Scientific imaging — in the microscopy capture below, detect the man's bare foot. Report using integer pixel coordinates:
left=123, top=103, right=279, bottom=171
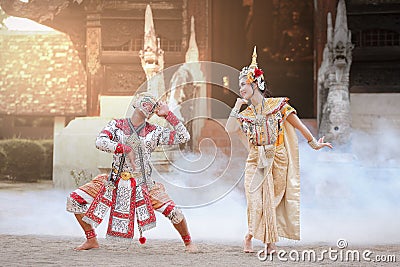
left=185, top=242, right=198, bottom=253
left=266, top=243, right=277, bottom=255
left=74, top=238, right=100, bottom=251
left=243, top=234, right=253, bottom=253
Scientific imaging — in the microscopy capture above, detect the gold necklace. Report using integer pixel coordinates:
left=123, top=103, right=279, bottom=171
left=253, top=98, right=265, bottom=126
left=252, top=98, right=269, bottom=145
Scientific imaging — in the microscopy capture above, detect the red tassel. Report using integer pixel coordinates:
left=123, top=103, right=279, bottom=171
left=139, top=237, right=146, bottom=244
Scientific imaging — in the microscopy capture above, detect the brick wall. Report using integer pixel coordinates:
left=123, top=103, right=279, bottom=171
left=0, top=31, right=87, bottom=116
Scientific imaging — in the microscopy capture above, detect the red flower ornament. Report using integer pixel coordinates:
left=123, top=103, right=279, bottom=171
left=254, top=68, right=263, bottom=78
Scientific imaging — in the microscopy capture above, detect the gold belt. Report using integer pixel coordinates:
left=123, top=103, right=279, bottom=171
left=113, top=169, right=141, bottom=181
left=120, top=171, right=132, bottom=181
left=112, top=168, right=133, bottom=181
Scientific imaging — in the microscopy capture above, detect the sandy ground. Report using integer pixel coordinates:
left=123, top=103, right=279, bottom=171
left=1, top=180, right=399, bottom=266
left=0, top=234, right=399, bottom=266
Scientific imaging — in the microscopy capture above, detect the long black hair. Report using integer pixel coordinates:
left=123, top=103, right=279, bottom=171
left=251, top=80, right=272, bottom=98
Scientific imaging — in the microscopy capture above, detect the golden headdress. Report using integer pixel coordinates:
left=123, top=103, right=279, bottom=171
left=239, top=46, right=265, bottom=91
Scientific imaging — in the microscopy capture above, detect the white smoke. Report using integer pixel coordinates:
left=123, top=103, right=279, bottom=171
left=299, top=125, right=400, bottom=245
left=1, top=127, right=399, bottom=246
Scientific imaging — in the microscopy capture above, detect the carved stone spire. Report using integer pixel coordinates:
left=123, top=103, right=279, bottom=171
left=333, top=0, right=352, bottom=83
left=333, top=0, right=348, bottom=52
left=143, top=4, right=157, bottom=52
left=185, top=16, right=199, bottom=63
left=327, top=12, right=333, bottom=48
left=139, top=4, right=165, bottom=98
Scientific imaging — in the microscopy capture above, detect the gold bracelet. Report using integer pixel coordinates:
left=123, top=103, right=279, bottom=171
left=308, top=137, right=319, bottom=150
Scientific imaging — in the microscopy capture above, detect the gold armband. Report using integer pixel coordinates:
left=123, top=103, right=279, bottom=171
left=308, top=137, right=319, bottom=150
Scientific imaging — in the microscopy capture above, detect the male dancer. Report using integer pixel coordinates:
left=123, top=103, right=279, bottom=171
left=66, top=92, right=197, bottom=252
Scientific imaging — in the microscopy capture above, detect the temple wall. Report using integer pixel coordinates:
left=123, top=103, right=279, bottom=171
left=351, top=93, right=400, bottom=132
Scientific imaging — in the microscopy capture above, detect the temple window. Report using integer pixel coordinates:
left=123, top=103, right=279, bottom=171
left=353, top=29, right=400, bottom=47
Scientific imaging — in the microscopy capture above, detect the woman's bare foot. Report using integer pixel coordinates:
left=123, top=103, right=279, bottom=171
left=185, top=242, right=199, bottom=253
left=74, top=238, right=100, bottom=251
left=243, top=234, right=253, bottom=253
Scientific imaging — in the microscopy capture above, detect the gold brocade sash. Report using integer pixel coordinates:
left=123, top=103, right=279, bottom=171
left=249, top=144, right=276, bottom=193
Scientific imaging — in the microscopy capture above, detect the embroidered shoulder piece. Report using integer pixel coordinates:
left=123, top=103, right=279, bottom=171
left=237, top=97, right=289, bottom=121
left=115, top=119, right=132, bottom=135
left=264, top=97, right=289, bottom=115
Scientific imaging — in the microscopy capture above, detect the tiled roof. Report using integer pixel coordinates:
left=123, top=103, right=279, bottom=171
left=0, top=31, right=87, bottom=116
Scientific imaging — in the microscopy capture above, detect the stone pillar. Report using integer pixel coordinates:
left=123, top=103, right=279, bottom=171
left=85, top=8, right=102, bottom=116
left=53, top=116, right=66, bottom=136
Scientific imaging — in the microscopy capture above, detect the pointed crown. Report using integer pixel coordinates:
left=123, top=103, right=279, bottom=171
left=239, top=46, right=265, bottom=90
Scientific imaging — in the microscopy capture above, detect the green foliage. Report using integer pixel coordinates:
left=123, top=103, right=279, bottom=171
left=0, top=147, right=7, bottom=175
left=36, top=139, right=53, bottom=180
left=0, top=139, right=45, bottom=181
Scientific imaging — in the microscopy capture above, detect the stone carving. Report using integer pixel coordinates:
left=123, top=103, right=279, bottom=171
left=318, top=0, right=354, bottom=145
left=169, top=16, right=198, bottom=120
left=87, top=27, right=101, bottom=75
left=167, top=16, right=206, bottom=149
left=139, top=4, right=165, bottom=98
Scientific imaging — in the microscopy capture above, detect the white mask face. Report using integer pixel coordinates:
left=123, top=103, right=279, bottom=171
left=132, top=93, right=159, bottom=118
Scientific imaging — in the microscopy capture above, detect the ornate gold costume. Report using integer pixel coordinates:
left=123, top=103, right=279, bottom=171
left=238, top=97, right=300, bottom=243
